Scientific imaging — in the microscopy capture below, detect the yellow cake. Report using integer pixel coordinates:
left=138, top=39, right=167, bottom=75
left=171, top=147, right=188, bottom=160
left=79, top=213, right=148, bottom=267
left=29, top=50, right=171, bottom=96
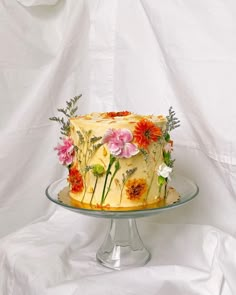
left=51, top=97, right=179, bottom=210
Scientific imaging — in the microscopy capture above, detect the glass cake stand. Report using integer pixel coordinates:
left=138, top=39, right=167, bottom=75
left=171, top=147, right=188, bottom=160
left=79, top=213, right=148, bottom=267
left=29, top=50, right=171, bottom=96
left=46, top=174, right=198, bottom=270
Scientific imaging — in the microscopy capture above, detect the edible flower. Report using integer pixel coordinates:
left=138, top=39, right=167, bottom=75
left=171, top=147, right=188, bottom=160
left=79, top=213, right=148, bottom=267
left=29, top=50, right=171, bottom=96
left=102, top=128, right=139, bottom=158
left=54, top=137, right=74, bottom=166
left=105, top=111, right=131, bottom=118
left=126, top=178, right=147, bottom=200
left=164, top=140, right=173, bottom=153
left=133, top=119, right=162, bottom=149
left=157, top=163, right=172, bottom=179
left=68, top=167, right=84, bottom=193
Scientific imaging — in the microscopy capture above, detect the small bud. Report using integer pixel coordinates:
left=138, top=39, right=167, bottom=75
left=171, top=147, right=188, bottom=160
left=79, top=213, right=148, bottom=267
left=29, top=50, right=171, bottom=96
left=92, top=164, right=105, bottom=177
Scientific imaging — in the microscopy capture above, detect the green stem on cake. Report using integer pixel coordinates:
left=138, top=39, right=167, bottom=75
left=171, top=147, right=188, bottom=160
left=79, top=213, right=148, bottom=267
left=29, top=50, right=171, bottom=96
left=101, top=155, right=116, bottom=205
left=158, top=183, right=163, bottom=199
left=103, top=160, right=120, bottom=204
left=158, top=181, right=167, bottom=199
left=158, top=176, right=166, bottom=198
left=81, top=172, right=88, bottom=203
left=164, top=181, right=168, bottom=199
left=90, top=177, right=98, bottom=205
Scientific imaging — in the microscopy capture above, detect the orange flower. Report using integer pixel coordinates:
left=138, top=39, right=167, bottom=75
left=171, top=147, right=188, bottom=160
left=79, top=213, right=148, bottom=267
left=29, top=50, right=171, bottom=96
left=126, top=178, right=147, bottom=200
left=133, top=119, right=162, bottom=149
left=68, top=167, right=84, bottom=193
left=105, top=111, right=131, bottom=118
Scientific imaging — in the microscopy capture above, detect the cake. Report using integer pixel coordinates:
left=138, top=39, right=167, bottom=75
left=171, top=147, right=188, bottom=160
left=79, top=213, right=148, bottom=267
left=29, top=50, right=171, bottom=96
left=50, top=96, right=180, bottom=210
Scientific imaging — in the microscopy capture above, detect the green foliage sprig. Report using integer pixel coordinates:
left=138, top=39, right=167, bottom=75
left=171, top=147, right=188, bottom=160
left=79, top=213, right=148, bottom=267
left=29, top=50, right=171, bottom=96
left=139, top=148, right=149, bottom=163
left=76, top=130, right=85, bottom=144
left=166, top=106, right=180, bottom=134
left=49, top=95, right=82, bottom=136
left=122, top=168, right=137, bottom=184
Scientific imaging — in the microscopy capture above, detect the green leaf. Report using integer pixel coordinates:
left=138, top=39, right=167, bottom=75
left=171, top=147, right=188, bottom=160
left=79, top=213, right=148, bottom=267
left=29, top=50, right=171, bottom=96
left=158, top=175, right=166, bottom=185
left=163, top=151, right=171, bottom=165
left=115, top=160, right=120, bottom=171
left=165, top=132, right=170, bottom=142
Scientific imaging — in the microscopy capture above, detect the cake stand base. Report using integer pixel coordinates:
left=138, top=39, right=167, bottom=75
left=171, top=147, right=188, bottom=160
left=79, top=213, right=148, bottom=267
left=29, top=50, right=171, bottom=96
left=96, top=218, right=151, bottom=270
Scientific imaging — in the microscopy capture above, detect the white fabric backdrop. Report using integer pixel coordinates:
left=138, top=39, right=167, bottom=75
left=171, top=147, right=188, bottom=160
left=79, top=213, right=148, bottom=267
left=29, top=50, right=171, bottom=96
left=0, top=0, right=236, bottom=294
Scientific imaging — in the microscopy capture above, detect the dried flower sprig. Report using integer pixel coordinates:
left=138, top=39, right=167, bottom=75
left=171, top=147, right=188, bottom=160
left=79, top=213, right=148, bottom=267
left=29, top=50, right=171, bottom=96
left=49, top=95, right=82, bottom=136
left=139, top=148, right=149, bottom=163
left=166, top=106, right=180, bottom=134
left=119, top=167, right=137, bottom=203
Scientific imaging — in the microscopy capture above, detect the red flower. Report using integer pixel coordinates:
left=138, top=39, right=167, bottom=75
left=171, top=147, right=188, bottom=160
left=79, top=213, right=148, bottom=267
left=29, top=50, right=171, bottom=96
left=68, top=167, right=84, bottom=193
left=133, top=119, right=162, bottom=149
left=105, top=111, right=131, bottom=118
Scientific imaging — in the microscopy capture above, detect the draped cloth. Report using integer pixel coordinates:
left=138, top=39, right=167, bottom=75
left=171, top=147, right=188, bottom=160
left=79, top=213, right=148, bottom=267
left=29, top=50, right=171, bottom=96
left=0, top=0, right=236, bottom=294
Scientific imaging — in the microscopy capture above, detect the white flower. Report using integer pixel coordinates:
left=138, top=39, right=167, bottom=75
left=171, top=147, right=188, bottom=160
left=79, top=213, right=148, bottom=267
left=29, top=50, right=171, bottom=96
left=157, top=163, right=172, bottom=179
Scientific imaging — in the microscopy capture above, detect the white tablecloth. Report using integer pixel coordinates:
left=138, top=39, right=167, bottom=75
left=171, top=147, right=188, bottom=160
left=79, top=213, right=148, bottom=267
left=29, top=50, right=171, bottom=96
left=1, top=208, right=236, bottom=295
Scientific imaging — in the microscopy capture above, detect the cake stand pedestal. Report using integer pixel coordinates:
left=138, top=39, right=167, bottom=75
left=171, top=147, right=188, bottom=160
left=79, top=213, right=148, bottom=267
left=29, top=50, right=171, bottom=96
left=96, top=218, right=150, bottom=269
left=46, top=175, right=198, bottom=270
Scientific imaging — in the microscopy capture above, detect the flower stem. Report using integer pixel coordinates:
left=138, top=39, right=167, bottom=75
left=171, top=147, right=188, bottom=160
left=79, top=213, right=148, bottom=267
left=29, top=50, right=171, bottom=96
left=101, top=155, right=116, bottom=205
left=103, top=160, right=120, bottom=204
left=164, top=181, right=168, bottom=199
left=90, top=177, right=98, bottom=205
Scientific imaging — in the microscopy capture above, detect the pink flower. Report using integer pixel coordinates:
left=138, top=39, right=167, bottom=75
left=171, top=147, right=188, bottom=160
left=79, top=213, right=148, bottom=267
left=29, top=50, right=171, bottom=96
left=54, top=137, right=74, bottom=166
left=164, top=141, right=173, bottom=153
left=102, top=128, right=139, bottom=158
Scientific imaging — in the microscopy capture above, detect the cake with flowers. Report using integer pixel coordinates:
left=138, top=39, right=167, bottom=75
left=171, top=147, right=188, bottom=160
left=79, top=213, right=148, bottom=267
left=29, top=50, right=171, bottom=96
left=50, top=95, right=180, bottom=210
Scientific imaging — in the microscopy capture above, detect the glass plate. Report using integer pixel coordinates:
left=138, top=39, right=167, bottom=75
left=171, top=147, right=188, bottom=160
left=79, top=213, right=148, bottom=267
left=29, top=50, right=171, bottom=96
left=46, top=174, right=199, bottom=219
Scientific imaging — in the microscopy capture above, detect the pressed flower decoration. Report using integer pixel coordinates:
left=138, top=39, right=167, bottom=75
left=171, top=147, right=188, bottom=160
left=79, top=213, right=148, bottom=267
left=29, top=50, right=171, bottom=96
left=49, top=95, right=81, bottom=136
left=164, top=140, right=173, bottom=153
left=133, top=118, right=162, bottom=149
left=157, top=163, right=172, bottom=179
left=68, top=167, right=84, bottom=193
left=126, top=178, right=147, bottom=200
left=105, top=111, right=131, bottom=118
left=102, top=128, right=139, bottom=158
left=54, top=137, right=74, bottom=166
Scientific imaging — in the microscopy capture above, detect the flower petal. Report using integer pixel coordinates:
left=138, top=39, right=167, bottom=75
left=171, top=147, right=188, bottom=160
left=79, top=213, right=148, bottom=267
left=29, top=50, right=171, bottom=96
left=118, top=128, right=133, bottom=143
left=102, top=129, right=115, bottom=143
left=116, top=143, right=138, bottom=158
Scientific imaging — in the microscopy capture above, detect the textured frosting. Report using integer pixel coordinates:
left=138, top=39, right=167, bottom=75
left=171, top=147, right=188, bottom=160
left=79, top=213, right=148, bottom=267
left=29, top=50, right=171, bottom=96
left=68, top=112, right=168, bottom=208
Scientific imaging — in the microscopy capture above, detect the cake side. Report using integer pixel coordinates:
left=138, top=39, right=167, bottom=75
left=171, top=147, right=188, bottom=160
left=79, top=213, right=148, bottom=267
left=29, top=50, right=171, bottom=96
left=68, top=112, right=169, bottom=208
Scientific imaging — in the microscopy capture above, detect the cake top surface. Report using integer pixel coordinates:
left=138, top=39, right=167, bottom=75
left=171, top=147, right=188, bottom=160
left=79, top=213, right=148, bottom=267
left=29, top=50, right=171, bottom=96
left=70, top=111, right=167, bottom=125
